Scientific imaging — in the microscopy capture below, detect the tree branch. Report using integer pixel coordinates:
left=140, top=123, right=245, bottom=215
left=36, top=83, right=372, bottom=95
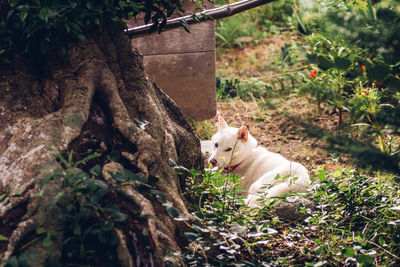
left=125, top=0, right=276, bottom=38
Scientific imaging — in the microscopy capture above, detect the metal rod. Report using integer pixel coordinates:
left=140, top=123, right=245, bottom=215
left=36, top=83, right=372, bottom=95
left=125, top=0, right=276, bottom=38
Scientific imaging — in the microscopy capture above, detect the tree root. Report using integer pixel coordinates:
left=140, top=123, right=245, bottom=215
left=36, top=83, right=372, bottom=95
left=0, top=25, right=201, bottom=265
left=102, top=162, right=160, bottom=257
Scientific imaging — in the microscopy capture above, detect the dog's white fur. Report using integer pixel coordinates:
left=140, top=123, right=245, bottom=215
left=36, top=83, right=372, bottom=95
left=208, top=115, right=311, bottom=205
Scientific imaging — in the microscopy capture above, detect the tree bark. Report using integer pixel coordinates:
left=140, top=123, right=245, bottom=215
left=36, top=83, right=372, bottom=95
left=0, top=23, right=202, bottom=266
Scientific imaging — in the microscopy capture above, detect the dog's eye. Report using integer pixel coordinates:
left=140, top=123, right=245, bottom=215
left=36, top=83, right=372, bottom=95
left=225, top=148, right=232, bottom=152
left=215, top=143, right=218, bottom=148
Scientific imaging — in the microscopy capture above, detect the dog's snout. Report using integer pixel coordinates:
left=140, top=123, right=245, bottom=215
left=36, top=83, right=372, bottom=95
left=209, top=159, right=217, bottom=166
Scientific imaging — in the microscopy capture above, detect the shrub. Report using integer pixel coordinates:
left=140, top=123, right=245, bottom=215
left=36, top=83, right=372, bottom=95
left=0, top=0, right=186, bottom=61
left=215, top=0, right=295, bottom=49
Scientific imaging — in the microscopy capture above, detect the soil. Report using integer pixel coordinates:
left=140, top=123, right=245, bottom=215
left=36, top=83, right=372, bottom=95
left=210, top=35, right=351, bottom=174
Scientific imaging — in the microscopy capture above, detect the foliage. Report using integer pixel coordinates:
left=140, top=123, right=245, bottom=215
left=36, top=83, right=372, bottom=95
left=216, top=74, right=274, bottom=101
left=307, top=167, right=400, bottom=266
left=0, top=0, right=186, bottom=60
left=190, top=119, right=216, bottom=140
left=2, top=253, right=39, bottom=267
left=292, top=0, right=400, bottom=155
left=291, top=0, right=349, bottom=34
left=180, top=168, right=287, bottom=266
left=39, top=151, right=126, bottom=265
left=26, top=151, right=171, bottom=266
left=348, top=83, right=399, bottom=153
left=296, top=34, right=365, bottom=124
left=178, top=165, right=400, bottom=266
left=215, top=11, right=269, bottom=49
left=215, top=0, right=295, bottom=49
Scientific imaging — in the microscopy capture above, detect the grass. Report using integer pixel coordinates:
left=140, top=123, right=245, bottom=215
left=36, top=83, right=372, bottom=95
left=190, top=119, right=215, bottom=140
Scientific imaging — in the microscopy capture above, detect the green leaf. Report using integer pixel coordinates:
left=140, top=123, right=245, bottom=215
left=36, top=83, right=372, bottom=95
left=184, top=231, right=199, bottom=242
left=367, top=63, right=391, bottom=81
left=334, top=56, right=352, bottom=70
left=41, top=173, right=64, bottom=186
left=150, top=189, right=166, bottom=201
left=166, top=205, right=179, bottom=218
left=0, top=234, right=8, bottom=241
left=100, top=221, right=114, bottom=231
left=110, top=171, right=126, bottom=182
left=89, top=179, right=109, bottom=199
left=2, top=256, right=19, bottom=267
left=10, top=0, right=20, bottom=7
left=21, top=10, right=28, bottom=22
left=316, top=55, right=334, bottom=70
left=18, top=252, right=38, bottom=263
left=355, top=254, right=374, bottom=266
left=366, top=0, right=376, bottom=20
left=124, top=169, right=144, bottom=183
left=43, top=233, right=53, bottom=247
left=162, top=202, right=182, bottom=218
left=74, top=153, right=101, bottom=167
left=36, top=227, right=47, bottom=235
left=110, top=211, right=128, bottom=222
left=90, top=164, right=102, bottom=176
left=108, top=151, right=120, bottom=162
left=45, top=192, right=64, bottom=211
left=317, top=170, right=326, bottom=181
left=343, top=247, right=355, bottom=257
left=168, top=159, right=178, bottom=168
left=39, top=8, right=51, bottom=23
left=73, top=224, right=81, bottom=235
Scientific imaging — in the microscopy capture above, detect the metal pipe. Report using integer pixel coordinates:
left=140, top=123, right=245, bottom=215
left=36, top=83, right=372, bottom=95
left=125, top=0, right=276, bottom=38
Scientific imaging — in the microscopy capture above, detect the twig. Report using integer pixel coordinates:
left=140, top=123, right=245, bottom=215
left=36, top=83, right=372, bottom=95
left=366, top=240, right=400, bottom=260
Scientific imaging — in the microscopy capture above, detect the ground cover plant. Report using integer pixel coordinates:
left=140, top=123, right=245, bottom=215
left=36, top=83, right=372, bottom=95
left=178, top=166, right=400, bottom=266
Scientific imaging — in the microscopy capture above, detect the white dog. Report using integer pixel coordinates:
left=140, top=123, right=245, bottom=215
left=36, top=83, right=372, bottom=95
left=208, top=115, right=311, bottom=205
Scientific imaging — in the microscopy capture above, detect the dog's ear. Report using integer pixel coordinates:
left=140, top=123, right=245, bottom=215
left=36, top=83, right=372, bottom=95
left=237, top=126, right=248, bottom=142
left=218, top=115, right=228, bottom=130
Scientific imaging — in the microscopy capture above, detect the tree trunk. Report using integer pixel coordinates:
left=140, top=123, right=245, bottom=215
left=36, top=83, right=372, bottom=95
left=0, top=23, right=202, bottom=266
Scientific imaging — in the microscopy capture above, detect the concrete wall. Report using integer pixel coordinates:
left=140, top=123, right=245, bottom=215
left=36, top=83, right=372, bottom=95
left=127, top=3, right=216, bottom=120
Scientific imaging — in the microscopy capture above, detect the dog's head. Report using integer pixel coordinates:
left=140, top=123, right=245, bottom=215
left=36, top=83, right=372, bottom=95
left=208, top=115, right=257, bottom=169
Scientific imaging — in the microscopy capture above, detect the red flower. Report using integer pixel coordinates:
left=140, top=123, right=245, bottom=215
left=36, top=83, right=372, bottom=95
left=326, top=162, right=332, bottom=167
left=309, top=70, right=318, bottom=79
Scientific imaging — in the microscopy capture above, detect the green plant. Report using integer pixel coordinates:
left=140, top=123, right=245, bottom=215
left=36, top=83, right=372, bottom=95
left=291, top=0, right=349, bottom=34
left=3, top=252, right=38, bottom=267
left=41, top=151, right=126, bottom=265
left=180, top=169, right=287, bottom=266
left=348, top=83, right=397, bottom=152
left=215, top=0, right=295, bottom=49
left=0, top=0, right=186, bottom=61
left=296, top=34, right=368, bottom=125
left=190, top=119, right=216, bottom=140
left=295, top=0, right=400, bottom=159
left=176, top=163, right=400, bottom=266
left=306, top=167, right=400, bottom=266
left=216, top=74, right=273, bottom=101
left=215, top=12, right=269, bottom=49
left=31, top=151, right=187, bottom=265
